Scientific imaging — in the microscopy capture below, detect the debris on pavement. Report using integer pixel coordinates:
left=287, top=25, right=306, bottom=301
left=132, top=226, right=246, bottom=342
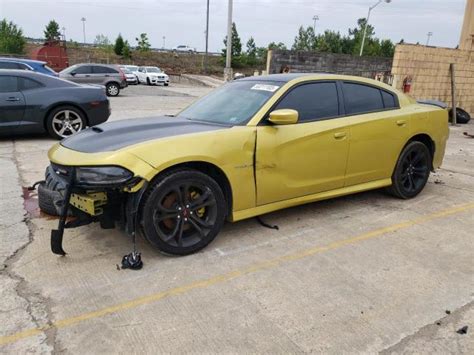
left=456, top=326, right=468, bottom=335
left=463, top=132, right=474, bottom=138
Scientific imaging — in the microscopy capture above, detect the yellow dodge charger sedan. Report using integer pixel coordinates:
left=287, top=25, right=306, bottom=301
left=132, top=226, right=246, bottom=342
left=43, top=73, right=449, bottom=256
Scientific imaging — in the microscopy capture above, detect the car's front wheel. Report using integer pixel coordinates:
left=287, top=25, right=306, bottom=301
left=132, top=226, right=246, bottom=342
left=46, top=106, right=86, bottom=139
left=388, top=141, right=431, bottom=199
left=106, top=82, right=120, bottom=96
left=141, top=169, right=227, bottom=255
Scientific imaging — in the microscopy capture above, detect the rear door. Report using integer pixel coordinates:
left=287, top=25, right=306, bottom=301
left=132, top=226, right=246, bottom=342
left=341, top=81, right=410, bottom=186
left=92, top=65, right=119, bottom=85
left=256, top=81, right=350, bottom=205
left=0, top=75, right=25, bottom=131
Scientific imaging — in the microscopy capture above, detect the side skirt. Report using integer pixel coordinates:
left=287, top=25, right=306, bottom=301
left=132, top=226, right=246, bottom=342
left=230, top=178, right=392, bottom=222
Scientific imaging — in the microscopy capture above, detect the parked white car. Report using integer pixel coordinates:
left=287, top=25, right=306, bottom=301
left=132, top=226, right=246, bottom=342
left=172, top=45, right=196, bottom=53
left=137, top=66, right=170, bottom=86
left=119, top=66, right=138, bottom=85
left=123, top=65, right=139, bottom=81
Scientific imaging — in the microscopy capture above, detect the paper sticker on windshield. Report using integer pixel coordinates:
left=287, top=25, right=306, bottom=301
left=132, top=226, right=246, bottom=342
left=251, top=84, right=279, bottom=92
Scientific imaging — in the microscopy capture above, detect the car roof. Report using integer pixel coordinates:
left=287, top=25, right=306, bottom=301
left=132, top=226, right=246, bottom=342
left=0, top=57, right=46, bottom=65
left=239, top=73, right=324, bottom=83
left=73, top=63, right=117, bottom=67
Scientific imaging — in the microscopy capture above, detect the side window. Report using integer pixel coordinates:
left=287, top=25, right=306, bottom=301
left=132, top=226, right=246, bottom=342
left=93, top=66, right=118, bottom=74
left=0, top=62, right=21, bottom=69
left=17, top=63, right=31, bottom=70
left=343, top=82, right=384, bottom=115
left=74, top=65, right=92, bottom=74
left=0, top=76, right=19, bottom=92
left=19, top=77, right=43, bottom=91
left=138, top=67, right=144, bottom=73
left=274, top=82, right=339, bottom=122
left=381, top=90, right=397, bottom=109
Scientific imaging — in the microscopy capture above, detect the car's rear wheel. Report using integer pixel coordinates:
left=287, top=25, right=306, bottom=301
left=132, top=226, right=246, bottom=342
left=388, top=141, right=431, bottom=199
left=46, top=106, right=86, bottom=139
left=141, top=169, right=226, bottom=255
left=106, top=82, right=120, bottom=96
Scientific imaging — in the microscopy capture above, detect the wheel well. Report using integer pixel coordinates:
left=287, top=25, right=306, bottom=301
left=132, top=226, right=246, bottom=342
left=107, top=81, right=120, bottom=87
left=43, top=103, right=89, bottom=130
left=153, top=162, right=233, bottom=214
left=407, top=134, right=435, bottom=167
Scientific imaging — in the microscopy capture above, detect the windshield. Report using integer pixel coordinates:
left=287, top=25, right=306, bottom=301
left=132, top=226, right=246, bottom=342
left=177, top=81, right=281, bottom=125
left=120, top=67, right=131, bottom=74
left=146, top=67, right=161, bottom=73
left=126, top=65, right=138, bottom=71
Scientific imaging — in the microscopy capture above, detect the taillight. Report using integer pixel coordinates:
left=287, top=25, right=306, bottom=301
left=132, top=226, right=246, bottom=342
left=118, top=68, right=126, bottom=81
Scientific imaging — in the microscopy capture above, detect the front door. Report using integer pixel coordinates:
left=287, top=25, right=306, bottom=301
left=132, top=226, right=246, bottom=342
left=70, top=65, right=93, bottom=84
left=256, top=81, right=350, bottom=205
left=0, top=75, right=25, bottom=131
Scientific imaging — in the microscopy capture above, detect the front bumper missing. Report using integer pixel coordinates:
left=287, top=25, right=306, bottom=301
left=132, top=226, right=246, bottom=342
left=46, top=164, right=148, bottom=255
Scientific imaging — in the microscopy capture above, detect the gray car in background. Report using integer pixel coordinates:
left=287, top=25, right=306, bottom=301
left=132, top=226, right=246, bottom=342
left=59, top=63, right=127, bottom=97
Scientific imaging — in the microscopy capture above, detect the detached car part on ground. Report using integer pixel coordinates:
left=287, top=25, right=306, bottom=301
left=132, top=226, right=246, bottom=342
left=40, top=73, right=449, bottom=256
left=0, top=70, right=110, bottom=139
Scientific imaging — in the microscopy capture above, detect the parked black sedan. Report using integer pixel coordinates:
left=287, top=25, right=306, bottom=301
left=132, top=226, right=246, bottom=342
left=0, top=70, right=110, bottom=139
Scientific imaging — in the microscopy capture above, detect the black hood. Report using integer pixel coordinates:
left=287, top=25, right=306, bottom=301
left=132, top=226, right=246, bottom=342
left=61, top=116, right=228, bottom=153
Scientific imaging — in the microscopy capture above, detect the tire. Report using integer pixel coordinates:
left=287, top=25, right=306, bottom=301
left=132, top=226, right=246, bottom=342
left=45, top=105, right=86, bottom=140
left=449, top=107, right=471, bottom=124
left=140, top=169, right=227, bottom=255
left=146, top=77, right=151, bottom=86
left=106, top=82, right=120, bottom=96
left=164, top=83, right=169, bottom=86
left=387, top=141, right=432, bottom=199
left=38, top=182, right=61, bottom=216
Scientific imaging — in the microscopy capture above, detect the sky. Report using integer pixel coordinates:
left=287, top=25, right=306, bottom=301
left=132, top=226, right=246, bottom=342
left=0, top=0, right=468, bottom=52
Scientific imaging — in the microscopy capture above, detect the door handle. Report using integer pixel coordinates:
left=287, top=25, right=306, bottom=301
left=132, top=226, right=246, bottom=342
left=105, top=74, right=110, bottom=77
left=85, top=74, right=90, bottom=77
left=396, top=120, right=407, bottom=126
left=334, top=132, right=347, bottom=139
left=6, top=97, right=20, bottom=102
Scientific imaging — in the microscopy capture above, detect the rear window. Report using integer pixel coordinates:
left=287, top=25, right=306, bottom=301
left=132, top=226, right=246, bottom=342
left=0, top=76, right=18, bottom=92
left=19, top=77, right=43, bottom=91
left=343, top=82, right=384, bottom=115
left=381, top=90, right=397, bottom=108
left=93, top=66, right=118, bottom=74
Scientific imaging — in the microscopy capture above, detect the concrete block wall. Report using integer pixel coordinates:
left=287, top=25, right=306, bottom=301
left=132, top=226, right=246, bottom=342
left=392, top=44, right=474, bottom=115
left=267, top=49, right=392, bottom=78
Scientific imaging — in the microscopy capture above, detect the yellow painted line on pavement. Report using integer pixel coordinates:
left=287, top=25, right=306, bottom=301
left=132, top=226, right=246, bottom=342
left=1, top=201, right=473, bottom=346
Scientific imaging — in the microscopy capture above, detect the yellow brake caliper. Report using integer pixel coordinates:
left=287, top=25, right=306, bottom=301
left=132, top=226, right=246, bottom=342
left=190, top=191, right=205, bottom=218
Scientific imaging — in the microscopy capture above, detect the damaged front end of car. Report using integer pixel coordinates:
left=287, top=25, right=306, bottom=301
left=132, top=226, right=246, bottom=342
left=44, top=162, right=148, bottom=256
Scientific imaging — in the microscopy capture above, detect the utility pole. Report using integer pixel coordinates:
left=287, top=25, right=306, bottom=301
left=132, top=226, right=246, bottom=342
left=162, top=36, right=166, bottom=49
left=81, top=17, right=86, bottom=45
left=204, top=0, right=210, bottom=73
left=224, top=0, right=233, bottom=81
left=62, top=27, right=66, bottom=42
left=360, top=0, right=391, bottom=56
left=426, top=31, right=433, bottom=46
left=312, top=15, right=319, bottom=33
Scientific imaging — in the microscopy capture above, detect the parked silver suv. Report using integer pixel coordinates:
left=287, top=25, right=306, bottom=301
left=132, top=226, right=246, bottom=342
left=59, top=63, right=127, bottom=96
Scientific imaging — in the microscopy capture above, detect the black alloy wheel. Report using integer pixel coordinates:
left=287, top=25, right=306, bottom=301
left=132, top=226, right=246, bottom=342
left=141, top=169, right=226, bottom=255
left=388, top=141, right=431, bottom=199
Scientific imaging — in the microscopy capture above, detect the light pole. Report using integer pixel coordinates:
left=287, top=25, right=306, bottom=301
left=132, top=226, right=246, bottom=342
left=426, top=32, right=433, bottom=45
left=80, top=17, right=86, bottom=45
left=62, top=27, right=66, bottom=42
left=312, top=15, right=319, bottom=33
left=162, top=36, right=166, bottom=49
left=224, top=0, right=233, bottom=81
left=359, top=0, right=391, bottom=56
left=205, top=0, right=210, bottom=73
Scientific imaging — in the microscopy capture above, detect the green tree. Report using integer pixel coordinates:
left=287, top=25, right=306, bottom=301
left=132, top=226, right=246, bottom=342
left=114, top=33, right=125, bottom=55
left=292, top=26, right=314, bottom=51
left=380, top=39, right=395, bottom=57
left=122, top=40, right=132, bottom=59
left=0, top=19, right=26, bottom=54
left=44, top=20, right=61, bottom=41
left=94, top=34, right=110, bottom=47
left=268, top=41, right=287, bottom=50
left=350, top=18, right=375, bottom=55
left=222, top=22, right=242, bottom=66
left=135, top=33, right=151, bottom=52
left=245, top=37, right=257, bottom=65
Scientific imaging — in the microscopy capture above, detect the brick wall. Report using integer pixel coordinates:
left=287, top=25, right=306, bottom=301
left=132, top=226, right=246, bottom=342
left=267, top=49, right=392, bottom=78
left=392, top=44, right=474, bottom=115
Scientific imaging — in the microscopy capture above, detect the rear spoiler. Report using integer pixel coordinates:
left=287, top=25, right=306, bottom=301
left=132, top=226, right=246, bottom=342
left=416, top=99, right=448, bottom=109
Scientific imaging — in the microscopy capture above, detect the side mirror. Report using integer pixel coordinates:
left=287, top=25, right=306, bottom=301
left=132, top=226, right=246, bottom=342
left=70, top=71, right=76, bottom=76
left=268, top=109, right=298, bottom=125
